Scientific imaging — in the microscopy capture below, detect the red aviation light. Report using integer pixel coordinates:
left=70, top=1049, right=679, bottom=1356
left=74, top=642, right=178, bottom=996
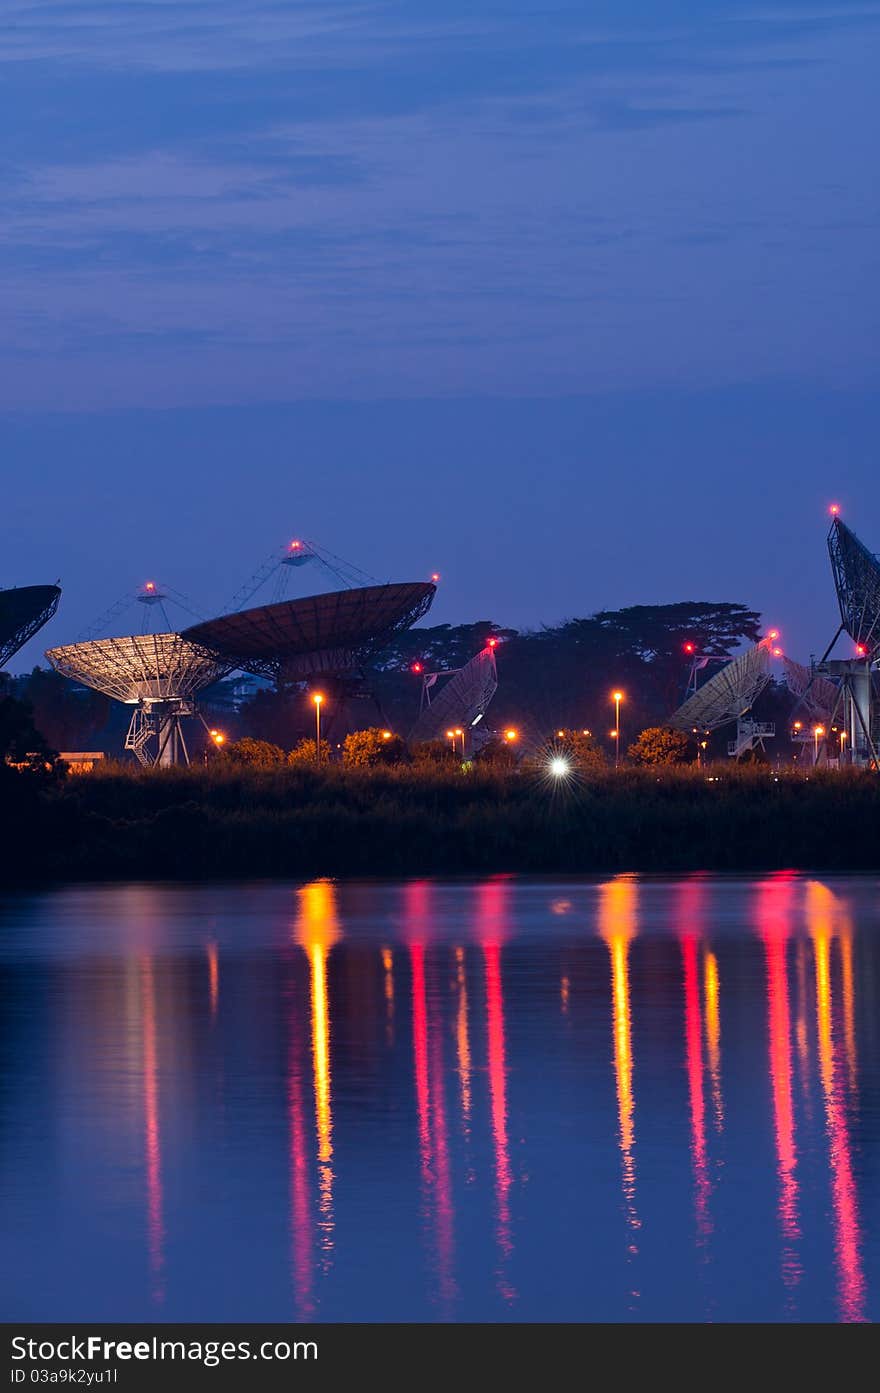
left=289, top=539, right=302, bottom=550
left=487, top=637, right=498, bottom=649
left=767, top=629, right=779, bottom=641
left=430, top=572, right=440, bottom=583
left=145, top=581, right=155, bottom=591
left=772, top=647, right=783, bottom=658
left=856, top=643, right=867, bottom=657
left=829, top=503, right=841, bottom=517
left=411, top=662, right=423, bottom=674
left=683, top=641, right=695, bottom=654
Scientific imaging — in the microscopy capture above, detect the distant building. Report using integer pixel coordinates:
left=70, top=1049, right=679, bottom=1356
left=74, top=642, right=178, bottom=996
left=59, top=751, right=105, bottom=774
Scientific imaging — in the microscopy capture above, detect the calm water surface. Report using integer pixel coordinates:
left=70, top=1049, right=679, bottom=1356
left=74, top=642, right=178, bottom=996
left=1, top=875, right=878, bottom=1322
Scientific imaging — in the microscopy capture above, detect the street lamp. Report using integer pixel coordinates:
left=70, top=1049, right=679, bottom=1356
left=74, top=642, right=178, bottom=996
left=549, top=756, right=571, bottom=779
left=454, top=726, right=465, bottom=759
left=813, top=724, right=825, bottom=765
left=503, top=728, right=518, bottom=743
left=612, top=691, right=624, bottom=768
left=312, top=693, right=324, bottom=762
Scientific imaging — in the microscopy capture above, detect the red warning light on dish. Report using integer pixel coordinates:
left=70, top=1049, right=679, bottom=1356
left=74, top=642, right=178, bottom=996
left=683, top=641, right=695, bottom=654
left=430, top=572, right=440, bottom=583
left=289, top=539, right=302, bottom=550
left=411, top=662, right=423, bottom=674
left=829, top=503, right=841, bottom=516
left=768, top=629, right=779, bottom=640
left=145, top=581, right=155, bottom=591
left=487, top=637, right=498, bottom=649
left=856, top=643, right=867, bottom=657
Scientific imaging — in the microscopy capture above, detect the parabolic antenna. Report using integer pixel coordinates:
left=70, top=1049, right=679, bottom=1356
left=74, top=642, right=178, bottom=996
left=0, top=584, right=61, bottom=670
left=47, top=634, right=231, bottom=766
left=668, top=637, right=774, bottom=732
left=46, top=633, right=229, bottom=703
left=409, top=645, right=499, bottom=744
left=827, top=516, right=880, bottom=661
left=782, top=656, right=838, bottom=724
left=182, top=581, right=436, bottom=681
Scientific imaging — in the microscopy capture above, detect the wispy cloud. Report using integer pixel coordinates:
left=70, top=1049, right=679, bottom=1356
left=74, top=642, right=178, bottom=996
left=1, top=2, right=879, bottom=408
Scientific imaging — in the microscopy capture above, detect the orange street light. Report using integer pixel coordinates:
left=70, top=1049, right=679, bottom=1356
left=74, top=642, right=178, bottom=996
left=312, top=692, right=325, bottom=762
left=382, top=730, right=393, bottom=741
left=454, top=726, right=465, bottom=758
left=209, top=729, right=225, bottom=747
left=611, top=690, right=624, bottom=767
left=503, top=728, right=518, bottom=743
left=813, top=723, right=825, bottom=764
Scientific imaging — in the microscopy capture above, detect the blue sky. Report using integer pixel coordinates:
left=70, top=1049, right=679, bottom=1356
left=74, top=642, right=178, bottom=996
left=2, top=2, right=879, bottom=664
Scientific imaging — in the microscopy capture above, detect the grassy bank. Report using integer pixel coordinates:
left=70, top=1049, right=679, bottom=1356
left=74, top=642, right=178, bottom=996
left=2, top=761, right=880, bottom=884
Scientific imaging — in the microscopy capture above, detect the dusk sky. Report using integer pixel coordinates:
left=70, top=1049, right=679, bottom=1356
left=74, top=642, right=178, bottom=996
left=2, top=2, right=879, bottom=667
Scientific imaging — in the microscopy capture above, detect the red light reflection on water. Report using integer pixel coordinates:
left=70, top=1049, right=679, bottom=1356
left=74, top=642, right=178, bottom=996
left=406, top=883, right=456, bottom=1310
left=286, top=1009, right=313, bottom=1316
left=140, top=957, right=164, bottom=1305
left=677, top=881, right=711, bottom=1244
left=755, top=875, right=801, bottom=1299
left=477, top=879, right=516, bottom=1303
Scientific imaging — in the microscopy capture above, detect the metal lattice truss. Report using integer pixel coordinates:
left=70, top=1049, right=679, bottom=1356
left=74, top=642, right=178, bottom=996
left=782, top=656, right=838, bottom=723
left=46, top=633, right=230, bottom=704
left=828, top=517, right=880, bottom=661
left=668, top=638, right=773, bottom=732
left=409, top=646, right=498, bottom=744
left=0, top=584, right=61, bottom=669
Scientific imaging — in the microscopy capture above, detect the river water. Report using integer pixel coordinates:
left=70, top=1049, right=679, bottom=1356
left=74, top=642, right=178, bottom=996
left=0, top=875, right=877, bottom=1322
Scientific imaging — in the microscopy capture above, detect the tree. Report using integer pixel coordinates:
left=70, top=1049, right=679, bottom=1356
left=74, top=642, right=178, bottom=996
left=628, top=726, right=692, bottom=766
left=474, top=736, right=518, bottom=769
left=225, top=737, right=285, bottom=768
left=0, top=694, right=63, bottom=778
left=287, top=737, right=332, bottom=766
left=342, top=728, right=408, bottom=767
left=556, top=729, right=607, bottom=770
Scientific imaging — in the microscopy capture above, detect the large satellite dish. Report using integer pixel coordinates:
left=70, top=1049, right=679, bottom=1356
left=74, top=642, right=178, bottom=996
left=0, top=584, right=61, bottom=670
left=182, top=581, right=436, bottom=682
left=827, top=516, right=880, bottom=661
left=668, top=637, right=774, bottom=732
left=409, top=645, right=499, bottom=744
left=46, top=633, right=231, bottom=766
left=46, top=633, right=229, bottom=704
left=782, top=655, right=838, bottom=724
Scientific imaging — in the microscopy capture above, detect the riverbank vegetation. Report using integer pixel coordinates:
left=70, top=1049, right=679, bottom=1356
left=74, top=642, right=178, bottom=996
left=3, top=758, right=880, bottom=884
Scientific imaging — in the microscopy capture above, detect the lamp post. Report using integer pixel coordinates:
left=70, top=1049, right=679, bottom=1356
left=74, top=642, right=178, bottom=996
left=612, top=691, right=624, bottom=768
left=312, top=693, right=324, bottom=763
left=813, top=724, right=825, bottom=766
left=454, top=727, right=465, bottom=759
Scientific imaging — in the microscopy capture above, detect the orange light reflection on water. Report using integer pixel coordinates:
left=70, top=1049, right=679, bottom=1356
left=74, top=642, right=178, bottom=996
left=806, top=882, right=865, bottom=1323
left=295, top=880, right=339, bottom=1266
left=454, top=947, right=472, bottom=1132
left=598, top=877, right=639, bottom=1255
left=703, top=951, right=723, bottom=1133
